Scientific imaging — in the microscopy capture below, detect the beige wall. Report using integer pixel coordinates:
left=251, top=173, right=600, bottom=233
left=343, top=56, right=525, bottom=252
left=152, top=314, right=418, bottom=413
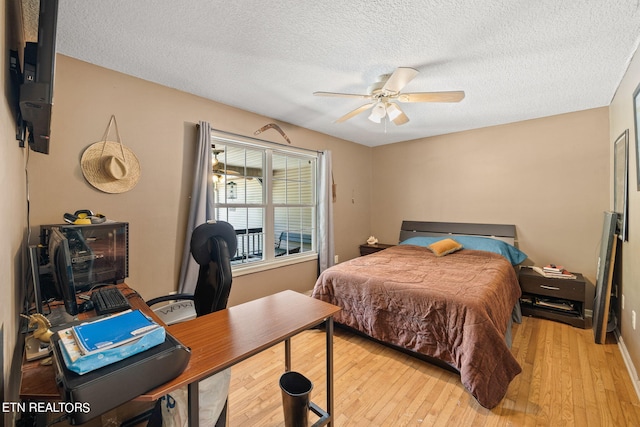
left=27, top=55, right=373, bottom=305
left=1, top=0, right=29, bottom=424
left=371, top=108, right=610, bottom=285
left=609, top=44, right=640, bottom=386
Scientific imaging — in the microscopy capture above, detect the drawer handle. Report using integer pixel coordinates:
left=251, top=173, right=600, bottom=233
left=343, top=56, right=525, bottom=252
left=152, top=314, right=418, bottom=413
left=540, top=285, right=560, bottom=291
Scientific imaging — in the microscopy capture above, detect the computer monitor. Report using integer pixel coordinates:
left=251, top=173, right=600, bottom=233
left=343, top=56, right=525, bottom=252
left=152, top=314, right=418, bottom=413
left=27, top=246, right=44, bottom=314
left=40, top=222, right=129, bottom=291
left=48, top=227, right=78, bottom=316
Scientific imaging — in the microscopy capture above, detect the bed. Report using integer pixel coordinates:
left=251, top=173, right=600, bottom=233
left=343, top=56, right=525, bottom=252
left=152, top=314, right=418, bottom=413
left=311, top=221, right=526, bottom=409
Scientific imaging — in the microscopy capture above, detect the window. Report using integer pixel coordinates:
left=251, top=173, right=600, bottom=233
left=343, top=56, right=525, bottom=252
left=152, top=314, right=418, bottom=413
left=211, top=134, right=318, bottom=270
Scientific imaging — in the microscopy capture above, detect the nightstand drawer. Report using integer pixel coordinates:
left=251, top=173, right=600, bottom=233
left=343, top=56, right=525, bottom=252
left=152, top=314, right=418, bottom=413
left=359, top=243, right=395, bottom=256
left=519, top=269, right=585, bottom=301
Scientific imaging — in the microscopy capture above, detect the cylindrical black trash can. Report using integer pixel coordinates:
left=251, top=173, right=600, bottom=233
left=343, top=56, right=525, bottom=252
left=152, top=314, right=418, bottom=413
left=279, top=371, right=313, bottom=427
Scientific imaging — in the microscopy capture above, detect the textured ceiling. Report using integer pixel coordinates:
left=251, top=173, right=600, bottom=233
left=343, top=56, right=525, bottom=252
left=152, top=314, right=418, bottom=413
left=53, top=1, right=640, bottom=147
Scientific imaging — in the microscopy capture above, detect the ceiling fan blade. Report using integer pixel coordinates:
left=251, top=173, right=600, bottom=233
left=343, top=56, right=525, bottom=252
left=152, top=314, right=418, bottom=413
left=397, top=91, right=466, bottom=103
left=313, top=91, right=371, bottom=99
left=335, top=103, right=375, bottom=123
left=381, top=67, right=419, bottom=94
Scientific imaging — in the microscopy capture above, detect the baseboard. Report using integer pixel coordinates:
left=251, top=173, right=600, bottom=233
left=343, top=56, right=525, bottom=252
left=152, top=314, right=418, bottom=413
left=615, top=329, right=640, bottom=400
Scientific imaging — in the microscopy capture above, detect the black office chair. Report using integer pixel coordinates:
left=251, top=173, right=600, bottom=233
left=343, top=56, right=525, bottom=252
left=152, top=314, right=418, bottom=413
left=146, top=220, right=237, bottom=316
left=142, top=221, right=237, bottom=427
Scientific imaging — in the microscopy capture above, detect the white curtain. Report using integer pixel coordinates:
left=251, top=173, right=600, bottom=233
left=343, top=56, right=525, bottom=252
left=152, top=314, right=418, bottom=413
left=318, top=150, right=335, bottom=273
left=178, top=121, right=214, bottom=294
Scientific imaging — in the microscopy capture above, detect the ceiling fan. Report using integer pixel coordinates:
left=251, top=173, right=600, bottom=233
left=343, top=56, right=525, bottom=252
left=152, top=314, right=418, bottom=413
left=313, top=67, right=465, bottom=126
left=211, top=148, right=241, bottom=181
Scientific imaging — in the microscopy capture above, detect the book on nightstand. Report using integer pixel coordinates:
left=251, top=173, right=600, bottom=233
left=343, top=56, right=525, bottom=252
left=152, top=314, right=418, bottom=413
left=543, top=264, right=564, bottom=273
left=532, top=266, right=577, bottom=280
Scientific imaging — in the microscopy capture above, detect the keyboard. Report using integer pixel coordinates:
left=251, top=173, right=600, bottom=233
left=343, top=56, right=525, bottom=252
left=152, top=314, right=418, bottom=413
left=91, top=287, right=131, bottom=315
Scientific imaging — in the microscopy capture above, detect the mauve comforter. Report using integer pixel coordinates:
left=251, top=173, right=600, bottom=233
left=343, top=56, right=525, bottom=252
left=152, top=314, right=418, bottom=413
left=311, top=244, right=522, bottom=408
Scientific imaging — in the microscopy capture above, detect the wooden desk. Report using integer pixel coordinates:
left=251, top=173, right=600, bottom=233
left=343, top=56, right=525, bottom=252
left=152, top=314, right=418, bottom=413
left=145, top=290, right=340, bottom=427
left=20, top=287, right=341, bottom=427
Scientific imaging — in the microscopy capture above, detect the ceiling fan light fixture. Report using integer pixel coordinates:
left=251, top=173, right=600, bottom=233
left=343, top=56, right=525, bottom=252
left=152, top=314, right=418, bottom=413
left=368, top=102, right=387, bottom=123
left=386, top=103, right=402, bottom=121
left=212, top=148, right=224, bottom=167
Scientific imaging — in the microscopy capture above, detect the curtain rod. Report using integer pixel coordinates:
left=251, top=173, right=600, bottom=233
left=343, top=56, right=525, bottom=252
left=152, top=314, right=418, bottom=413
left=208, top=126, right=324, bottom=155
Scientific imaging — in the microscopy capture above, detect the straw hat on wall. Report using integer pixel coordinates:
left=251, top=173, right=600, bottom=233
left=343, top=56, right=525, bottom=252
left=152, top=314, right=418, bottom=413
left=81, top=116, right=141, bottom=194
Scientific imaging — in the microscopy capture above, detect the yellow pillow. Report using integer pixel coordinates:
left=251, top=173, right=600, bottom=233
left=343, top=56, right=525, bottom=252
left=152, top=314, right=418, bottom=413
left=428, top=238, right=463, bottom=257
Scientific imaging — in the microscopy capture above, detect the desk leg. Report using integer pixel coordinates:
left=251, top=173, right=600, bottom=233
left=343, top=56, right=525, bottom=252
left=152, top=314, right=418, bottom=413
left=188, top=381, right=199, bottom=427
left=326, top=316, right=334, bottom=427
left=285, top=337, right=292, bottom=371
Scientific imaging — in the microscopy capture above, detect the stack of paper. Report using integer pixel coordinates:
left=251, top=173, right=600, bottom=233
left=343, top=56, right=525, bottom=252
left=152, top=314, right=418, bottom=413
left=57, top=310, right=165, bottom=374
left=532, top=266, right=577, bottom=280
left=543, top=264, right=564, bottom=274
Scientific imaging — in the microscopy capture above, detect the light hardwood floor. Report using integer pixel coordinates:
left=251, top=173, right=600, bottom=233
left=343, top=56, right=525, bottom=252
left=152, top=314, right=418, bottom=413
left=227, top=316, right=640, bottom=426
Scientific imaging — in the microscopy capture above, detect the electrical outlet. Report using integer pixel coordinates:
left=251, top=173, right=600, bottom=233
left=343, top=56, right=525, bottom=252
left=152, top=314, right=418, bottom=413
left=334, top=255, right=339, bottom=264
left=633, top=310, right=637, bottom=330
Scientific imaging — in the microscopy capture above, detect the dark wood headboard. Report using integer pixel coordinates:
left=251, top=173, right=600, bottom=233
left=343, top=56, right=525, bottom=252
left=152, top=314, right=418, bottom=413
left=399, top=221, right=517, bottom=245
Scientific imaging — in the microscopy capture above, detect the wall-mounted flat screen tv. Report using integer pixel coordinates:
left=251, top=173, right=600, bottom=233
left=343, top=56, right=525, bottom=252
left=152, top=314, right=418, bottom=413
left=19, top=0, right=59, bottom=154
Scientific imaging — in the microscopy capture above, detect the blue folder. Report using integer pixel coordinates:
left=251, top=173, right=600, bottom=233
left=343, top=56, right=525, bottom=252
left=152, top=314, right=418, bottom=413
left=57, top=309, right=166, bottom=374
left=73, top=309, right=159, bottom=354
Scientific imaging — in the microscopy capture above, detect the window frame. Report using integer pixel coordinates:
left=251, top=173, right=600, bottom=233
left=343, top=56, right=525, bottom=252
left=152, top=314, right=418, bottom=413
left=211, top=132, right=319, bottom=276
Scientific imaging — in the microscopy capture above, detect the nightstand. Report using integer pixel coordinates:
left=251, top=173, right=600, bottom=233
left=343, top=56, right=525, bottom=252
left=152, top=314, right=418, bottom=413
left=518, top=267, right=590, bottom=329
left=359, top=243, right=395, bottom=256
